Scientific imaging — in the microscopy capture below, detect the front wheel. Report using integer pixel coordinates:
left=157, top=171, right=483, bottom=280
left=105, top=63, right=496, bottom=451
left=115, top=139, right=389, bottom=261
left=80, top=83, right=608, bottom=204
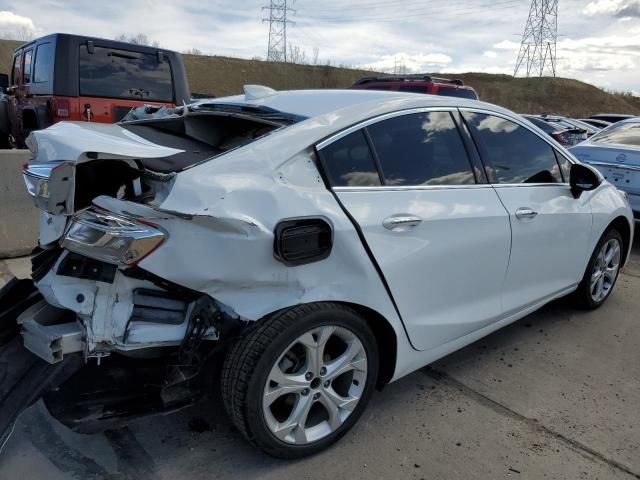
left=574, top=228, right=623, bottom=309
left=221, top=303, right=379, bottom=458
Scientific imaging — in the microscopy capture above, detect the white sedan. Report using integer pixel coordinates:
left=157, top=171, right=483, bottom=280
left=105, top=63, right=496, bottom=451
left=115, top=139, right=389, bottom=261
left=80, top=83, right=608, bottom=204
left=20, top=87, right=633, bottom=457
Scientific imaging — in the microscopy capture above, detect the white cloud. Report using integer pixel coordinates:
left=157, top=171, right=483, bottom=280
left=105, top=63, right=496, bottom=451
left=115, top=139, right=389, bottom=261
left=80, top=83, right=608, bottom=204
left=0, top=11, right=37, bottom=38
left=358, top=52, right=453, bottom=73
left=483, top=50, right=497, bottom=58
left=493, top=40, right=520, bottom=50
left=584, top=0, right=640, bottom=17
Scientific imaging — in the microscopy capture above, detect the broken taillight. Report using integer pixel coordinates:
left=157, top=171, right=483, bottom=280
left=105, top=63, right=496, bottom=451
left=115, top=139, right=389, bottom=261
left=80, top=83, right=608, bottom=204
left=62, top=208, right=166, bottom=266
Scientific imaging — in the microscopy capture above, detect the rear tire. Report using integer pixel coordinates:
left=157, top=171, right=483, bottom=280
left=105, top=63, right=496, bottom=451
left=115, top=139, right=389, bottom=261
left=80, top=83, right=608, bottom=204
left=221, top=302, right=379, bottom=458
left=573, top=228, right=623, bottom=309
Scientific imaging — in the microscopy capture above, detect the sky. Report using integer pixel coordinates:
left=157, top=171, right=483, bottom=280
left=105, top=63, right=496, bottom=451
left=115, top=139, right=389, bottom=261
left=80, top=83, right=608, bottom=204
left=0, top=0, right=638, bottom=94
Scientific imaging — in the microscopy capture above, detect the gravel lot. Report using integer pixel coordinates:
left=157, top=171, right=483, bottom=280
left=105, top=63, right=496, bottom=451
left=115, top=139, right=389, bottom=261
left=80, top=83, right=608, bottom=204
left=1, top=235, right=638, bottom=479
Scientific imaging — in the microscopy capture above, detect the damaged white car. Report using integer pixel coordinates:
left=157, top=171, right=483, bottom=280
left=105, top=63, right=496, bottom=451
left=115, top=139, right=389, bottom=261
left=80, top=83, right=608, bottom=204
left=7, top=86, right=634, bottom=457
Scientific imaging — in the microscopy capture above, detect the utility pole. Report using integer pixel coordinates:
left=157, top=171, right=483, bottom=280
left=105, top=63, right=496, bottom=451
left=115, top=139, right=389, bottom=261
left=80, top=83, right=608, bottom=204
left=514, top=0, right=558, bottom=77
left=262, top=0, right=294, bottom=62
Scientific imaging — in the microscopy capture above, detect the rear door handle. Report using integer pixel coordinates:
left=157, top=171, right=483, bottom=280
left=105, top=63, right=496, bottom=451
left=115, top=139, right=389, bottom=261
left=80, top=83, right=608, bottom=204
left=382, top=215, right=423, bottom=231
left=515, top=207, right=538, bottom=220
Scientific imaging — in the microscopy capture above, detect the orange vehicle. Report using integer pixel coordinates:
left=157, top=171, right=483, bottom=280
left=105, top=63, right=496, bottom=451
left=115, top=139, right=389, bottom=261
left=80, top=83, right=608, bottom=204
left=1, top=33, right=190, bottom=148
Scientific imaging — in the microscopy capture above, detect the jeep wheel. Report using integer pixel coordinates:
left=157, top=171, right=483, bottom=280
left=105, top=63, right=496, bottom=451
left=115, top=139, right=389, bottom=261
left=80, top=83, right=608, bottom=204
left=221, top=303, right=378, bottom=458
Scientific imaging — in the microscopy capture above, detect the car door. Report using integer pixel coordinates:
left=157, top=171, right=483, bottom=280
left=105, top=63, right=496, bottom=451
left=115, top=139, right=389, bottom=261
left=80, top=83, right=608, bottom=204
left=461, top=110, right=592, bottom=314
left=316, top=109, right=511, bottom=351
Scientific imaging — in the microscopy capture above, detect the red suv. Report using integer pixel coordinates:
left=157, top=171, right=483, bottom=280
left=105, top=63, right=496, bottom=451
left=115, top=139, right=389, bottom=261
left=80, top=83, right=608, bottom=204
left=0, top=33, right=190, bottom=148
left=350, top=75, right=479, bottom=100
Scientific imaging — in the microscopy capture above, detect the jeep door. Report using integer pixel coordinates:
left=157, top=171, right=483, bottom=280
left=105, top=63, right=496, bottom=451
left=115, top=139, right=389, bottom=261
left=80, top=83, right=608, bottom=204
left=317, top=109, right=511, bottom=351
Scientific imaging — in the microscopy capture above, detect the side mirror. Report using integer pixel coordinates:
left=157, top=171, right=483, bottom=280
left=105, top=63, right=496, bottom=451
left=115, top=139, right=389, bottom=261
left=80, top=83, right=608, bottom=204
left=0, top=73, right=8, bottom=92
left=570, top=162, right=602, bottom=198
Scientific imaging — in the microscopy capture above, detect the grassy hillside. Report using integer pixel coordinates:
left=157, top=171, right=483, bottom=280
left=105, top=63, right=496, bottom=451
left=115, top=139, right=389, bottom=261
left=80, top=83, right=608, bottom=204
left=1, top=39, right=638, bottom=117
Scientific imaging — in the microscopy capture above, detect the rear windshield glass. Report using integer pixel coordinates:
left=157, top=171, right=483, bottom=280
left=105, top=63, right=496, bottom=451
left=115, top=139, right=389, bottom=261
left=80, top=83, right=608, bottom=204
left=79, top=45, right=173, bottom=102
left=590, top=122, right=640, bottom=147
left=364, top=85, right=393, bottom=91
left=437, top=87, right=478, bottom=100
left=398, top=85, right=427, bottom=93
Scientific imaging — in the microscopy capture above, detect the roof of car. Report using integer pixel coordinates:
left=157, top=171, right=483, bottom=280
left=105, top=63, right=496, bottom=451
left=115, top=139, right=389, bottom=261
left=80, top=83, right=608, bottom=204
left=197, top=88, right=492, bottom=119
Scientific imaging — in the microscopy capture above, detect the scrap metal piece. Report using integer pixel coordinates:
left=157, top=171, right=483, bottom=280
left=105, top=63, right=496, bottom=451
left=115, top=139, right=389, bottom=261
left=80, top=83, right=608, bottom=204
left=18, top=300, right=84, bottom=364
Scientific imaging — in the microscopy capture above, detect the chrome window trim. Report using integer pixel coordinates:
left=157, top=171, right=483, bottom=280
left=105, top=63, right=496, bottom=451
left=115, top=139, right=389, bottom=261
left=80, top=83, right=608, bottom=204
left=333, top=184, right=490, bottom=192
left=316, top=106, right=458, bottom=151
left=316, top=105, right=575, bottom=192
left=333, top=182, right=570, bottom=192
left=458, top=107, right=577, bottom=166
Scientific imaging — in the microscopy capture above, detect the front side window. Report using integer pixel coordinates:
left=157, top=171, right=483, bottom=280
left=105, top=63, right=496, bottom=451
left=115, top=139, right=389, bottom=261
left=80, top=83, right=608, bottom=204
left=23, top=49, right=33, bottom=83
left=33, top=43, right=54, bottom=83
left=463, top=112, right=563, bottom=184
left=367, top=111, right=475, bottom=186
left=320, top=130, right=381, bottom=187
left=79, top=45, right=173, bottom=102
left=590, top=122, right=640, bottom=147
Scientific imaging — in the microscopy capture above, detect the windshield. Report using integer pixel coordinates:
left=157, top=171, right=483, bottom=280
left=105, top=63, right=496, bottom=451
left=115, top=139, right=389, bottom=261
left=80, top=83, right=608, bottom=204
left=79, top=45, right=173, bottom=102
left=590, top=121, right=640, bottom=147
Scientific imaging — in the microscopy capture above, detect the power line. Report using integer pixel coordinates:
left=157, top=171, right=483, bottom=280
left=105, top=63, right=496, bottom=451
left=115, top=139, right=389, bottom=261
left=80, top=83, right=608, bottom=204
left=296, top=0, right=526, bottom=24
left=514, top=0, right=558, bottom=77
left=262, top=0, right=295, bottom=62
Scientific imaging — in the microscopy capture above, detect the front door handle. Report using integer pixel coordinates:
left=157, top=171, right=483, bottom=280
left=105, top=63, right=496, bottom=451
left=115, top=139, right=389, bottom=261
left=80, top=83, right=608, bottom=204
left=382, top=215, right=423, bottom=231
left=515, top=207, right=538, bottom=220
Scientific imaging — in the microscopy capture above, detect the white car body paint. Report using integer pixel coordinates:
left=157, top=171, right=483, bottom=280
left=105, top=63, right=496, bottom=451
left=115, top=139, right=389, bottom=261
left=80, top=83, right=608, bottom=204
left=25, top=90, right=634, bottom=382
left=27, top=121, right=184, bottom=163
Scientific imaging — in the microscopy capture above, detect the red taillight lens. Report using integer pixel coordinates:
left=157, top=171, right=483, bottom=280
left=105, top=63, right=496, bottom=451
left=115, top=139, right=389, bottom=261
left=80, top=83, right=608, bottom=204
left=552, top=132, right=569, bottom=145
left=54, top=98, right=70, bottom=118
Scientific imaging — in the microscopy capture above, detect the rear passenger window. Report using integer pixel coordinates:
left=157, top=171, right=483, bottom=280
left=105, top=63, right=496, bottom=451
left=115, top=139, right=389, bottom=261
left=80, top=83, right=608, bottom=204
left=367, top=112, right=475, bottom=186
left=33, top=43, right=54, bottom=83
left=23, top=50, right=33, bottom=83
left=11, top=52, right=21, bottom=85
left=320, top=130, right=381, bottom=187
left=463, top=112, right=563, bottom=184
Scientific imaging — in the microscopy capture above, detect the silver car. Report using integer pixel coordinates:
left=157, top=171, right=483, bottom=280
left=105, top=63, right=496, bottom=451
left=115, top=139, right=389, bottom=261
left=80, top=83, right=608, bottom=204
left=571, top=118, right=640, bottom=219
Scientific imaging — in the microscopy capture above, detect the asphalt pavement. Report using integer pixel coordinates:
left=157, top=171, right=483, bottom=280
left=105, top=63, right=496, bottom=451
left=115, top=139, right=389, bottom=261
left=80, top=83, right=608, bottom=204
left=0, top=235, right=639, bottom=479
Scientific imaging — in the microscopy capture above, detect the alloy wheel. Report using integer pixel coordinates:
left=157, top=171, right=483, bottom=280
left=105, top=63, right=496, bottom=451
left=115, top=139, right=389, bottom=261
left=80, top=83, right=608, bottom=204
left=590, top=238, right=621, bottom=303
left=262, top=325, right=368, bottom=445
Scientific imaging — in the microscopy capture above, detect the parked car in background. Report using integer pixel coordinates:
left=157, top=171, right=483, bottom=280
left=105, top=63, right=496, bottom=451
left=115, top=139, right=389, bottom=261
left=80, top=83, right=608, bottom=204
left=533, top=114, right=593, bottom=139
left=522, top=114, right=587, bottom=146
left=590, top=114, right=637, bottom=124
left=580, top=118, right=612, bottom=129
left=10, top=87, right=632, bottom=458
left=563, top=118, right=602, bottom=136
left=0, top=33, right=190, bottom=148
left=350, top=74, right=479, bottom=100
left=571, top=117, right=640, bottom=219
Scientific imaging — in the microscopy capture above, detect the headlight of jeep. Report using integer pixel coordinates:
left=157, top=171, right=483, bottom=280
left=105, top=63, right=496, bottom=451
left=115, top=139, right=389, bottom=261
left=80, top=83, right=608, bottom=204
left=62, top=208, right=166, bottom=266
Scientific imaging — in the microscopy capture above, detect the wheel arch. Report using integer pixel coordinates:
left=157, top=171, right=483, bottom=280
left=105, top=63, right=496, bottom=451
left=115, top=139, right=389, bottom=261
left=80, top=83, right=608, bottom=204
left=334, top=301, right=398, bottom=388
left=608, top=215, right=633, bottom=267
